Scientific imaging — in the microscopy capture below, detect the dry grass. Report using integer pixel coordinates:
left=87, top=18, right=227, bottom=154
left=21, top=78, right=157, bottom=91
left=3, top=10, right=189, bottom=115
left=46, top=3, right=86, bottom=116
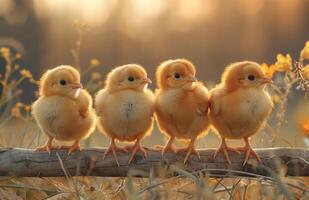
left=0, top=22, right=308, bottom=199
left=0, top=175, right=307, bottom=199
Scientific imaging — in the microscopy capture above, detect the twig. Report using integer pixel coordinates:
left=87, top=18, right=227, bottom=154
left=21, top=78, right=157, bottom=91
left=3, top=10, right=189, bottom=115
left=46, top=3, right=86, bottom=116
left=0, top=148, right=307, bottom=178
left=56, top=153, right=81, bottom=200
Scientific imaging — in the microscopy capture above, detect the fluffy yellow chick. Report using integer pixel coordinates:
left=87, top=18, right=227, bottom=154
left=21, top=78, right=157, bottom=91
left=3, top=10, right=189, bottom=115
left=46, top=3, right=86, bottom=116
left=209, top=61, right=273, bottom=165
left=155, top=59, right=209, bottom=163
left=32, top=65, right=96, bottom=154
left=95, top=64, right=154, bottom=165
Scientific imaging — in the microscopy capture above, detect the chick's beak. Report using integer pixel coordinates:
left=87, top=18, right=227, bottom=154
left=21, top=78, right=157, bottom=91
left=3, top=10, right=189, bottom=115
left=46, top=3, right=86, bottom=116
left=186, top=76, right=197, bottom=82
left=71, top=83, right=83, bottom=89
left=259, top=77, right=273, bottom=84
left=140, top=78, right=152, bottom=84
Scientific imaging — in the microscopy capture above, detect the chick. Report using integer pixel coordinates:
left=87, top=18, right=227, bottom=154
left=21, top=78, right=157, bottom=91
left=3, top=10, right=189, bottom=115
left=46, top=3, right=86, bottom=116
left=32, top=65, right=96, bottom=154
left=95, top=64, right=154, bottom=165
left=209, top=61, right=273, bottom=165
left=155, top=59, right=209, bottom=163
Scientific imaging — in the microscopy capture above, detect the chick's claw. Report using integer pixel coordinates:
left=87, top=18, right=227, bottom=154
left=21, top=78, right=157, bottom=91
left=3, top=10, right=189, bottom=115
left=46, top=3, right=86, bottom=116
left=161, top=137, right=176, bottom=156
left=214, top=146, right=231, bottom=165
left=161, top=144, right=177, bottom=156
left=35, top=145, right=53, bottom=153
left=178, top=146, right=200, bottom=164
left=57, top=142, right=81, bottom=155
left=177, top=139, right=200, bottom=164
left=57, top=145, right=72, bottom=150
left=68, top=142, right=81, bottom=155
left=103, top=141, right=127, bottom=166
left=127, top=141, right=147, bottom=164
left=214, top=140, right=240, bottom=165
left=35, top=138, right=54, bottom=154
left=236, top=146, right=261, bottom=166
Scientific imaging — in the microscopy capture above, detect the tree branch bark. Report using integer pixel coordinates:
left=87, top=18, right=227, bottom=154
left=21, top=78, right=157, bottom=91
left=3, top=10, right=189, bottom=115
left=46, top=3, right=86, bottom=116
left=0, top=147, right=307, bottom=177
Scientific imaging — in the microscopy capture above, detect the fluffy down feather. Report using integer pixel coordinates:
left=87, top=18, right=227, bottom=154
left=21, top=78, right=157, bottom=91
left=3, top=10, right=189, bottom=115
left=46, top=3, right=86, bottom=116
left=155, top=59, right=210, bottom=163
left=209, top=61, right=273, bottom=165
left=32, top=65, right=96, bottom=154
left=95, top=64, right=154, bottom=165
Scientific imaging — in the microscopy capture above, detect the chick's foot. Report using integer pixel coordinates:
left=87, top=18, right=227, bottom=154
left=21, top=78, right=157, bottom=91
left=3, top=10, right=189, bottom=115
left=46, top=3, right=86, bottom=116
left=67, top=142, right=81, bottom=155
left=177, top=141, right=200, bottom=164
left=126, top=141, right=147, bottom=164
left=103, top=139, right=127, bottom=166
left=35, top=138, right=54, bottom=153
left=58, top=141, right=81, bottom=155
left=236, top=139, right=261, bottom=166
left=161, top=137, right=176, bottom=156
left=214, top=139, right=240, bottom=165
left=35, top=145, right=54, bottom=153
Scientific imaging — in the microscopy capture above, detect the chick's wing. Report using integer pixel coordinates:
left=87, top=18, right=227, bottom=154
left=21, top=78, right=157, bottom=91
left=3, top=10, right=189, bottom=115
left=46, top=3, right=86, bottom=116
left=193, top=83, right=209, bottom=115
left=209, top=86, right=225, bottom=116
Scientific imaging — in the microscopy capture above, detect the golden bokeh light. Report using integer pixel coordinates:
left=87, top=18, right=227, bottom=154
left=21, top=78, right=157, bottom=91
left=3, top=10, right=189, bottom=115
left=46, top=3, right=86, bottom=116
left=0, top=0, right=15, bottom=16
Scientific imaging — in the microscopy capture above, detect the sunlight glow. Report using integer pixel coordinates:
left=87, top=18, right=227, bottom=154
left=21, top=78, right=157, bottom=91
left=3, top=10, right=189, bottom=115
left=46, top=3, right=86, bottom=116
left=237, top=0, right=265, bottom=16
left=129, top=0, right=166, bottom=21
left=80, top=0, right=115, bottom=26
left=33, top=0, right=65, bottom=20
left=0, top=0, right=15, bottom=16
left=33, top=0, right=114, bottom=25
left=176, top=0, right=213, bottom=22
left=120, top=0, right=166, bottom=29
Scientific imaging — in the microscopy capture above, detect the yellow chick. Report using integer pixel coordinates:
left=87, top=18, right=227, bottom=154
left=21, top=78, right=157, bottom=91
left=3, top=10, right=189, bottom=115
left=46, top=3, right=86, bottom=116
left=155, top=59, right=209, bottom=163
left=95, top=64, right=154, bottom=165
left=209, top=61, right=273, bottom=165
left=32, top=65, right=96, bottom=154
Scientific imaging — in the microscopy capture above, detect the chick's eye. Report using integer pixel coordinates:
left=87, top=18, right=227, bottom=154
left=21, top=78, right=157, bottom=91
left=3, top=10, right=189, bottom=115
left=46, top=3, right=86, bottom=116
left=59, top=80, right=66, bottom=85
left=174, top=73, right=181, bottom=79
left=248, top=75, right=255, bottom=81
left=128, top=76, right=134, bottom=82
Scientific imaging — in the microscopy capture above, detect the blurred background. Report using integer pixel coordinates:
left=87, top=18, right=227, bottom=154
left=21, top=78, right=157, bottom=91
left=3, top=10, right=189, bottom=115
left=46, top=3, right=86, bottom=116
left=0, top=0, right=308, bottom=150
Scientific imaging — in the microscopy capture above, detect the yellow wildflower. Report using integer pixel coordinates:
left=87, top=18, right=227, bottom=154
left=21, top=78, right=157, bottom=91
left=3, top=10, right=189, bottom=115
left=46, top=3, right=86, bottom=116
left=300, top=41, right=309, bottom=61
left=0, top=47, right=10, bottom=55
left=24, top=105, right=31, bottom=112
left=274, top=54, right=292, bottom=72
left=20, top=69, right=33, bottom=79
left=15, top=53, right=21, bottom=59
left=299, top=120, right=309, bottom=137
left=91, top=72, right=102, bottom=80
left=272, top=95, right=281, bottom=104
left=11, top=106, right=21, bottom=118
left=261, top=63, right=276, bottom=78
left=0, top=47, right=10, bottom=59
left=90, top=59, right=100, bottom=67
left=303, top=65, right=309, bottom=80
left=15, top=102, right=24, bottom=107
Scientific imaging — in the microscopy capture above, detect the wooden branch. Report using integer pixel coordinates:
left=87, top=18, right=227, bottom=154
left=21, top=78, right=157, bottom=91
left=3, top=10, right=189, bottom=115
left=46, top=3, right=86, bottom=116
left=0, top=147, right=308, bottom=178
